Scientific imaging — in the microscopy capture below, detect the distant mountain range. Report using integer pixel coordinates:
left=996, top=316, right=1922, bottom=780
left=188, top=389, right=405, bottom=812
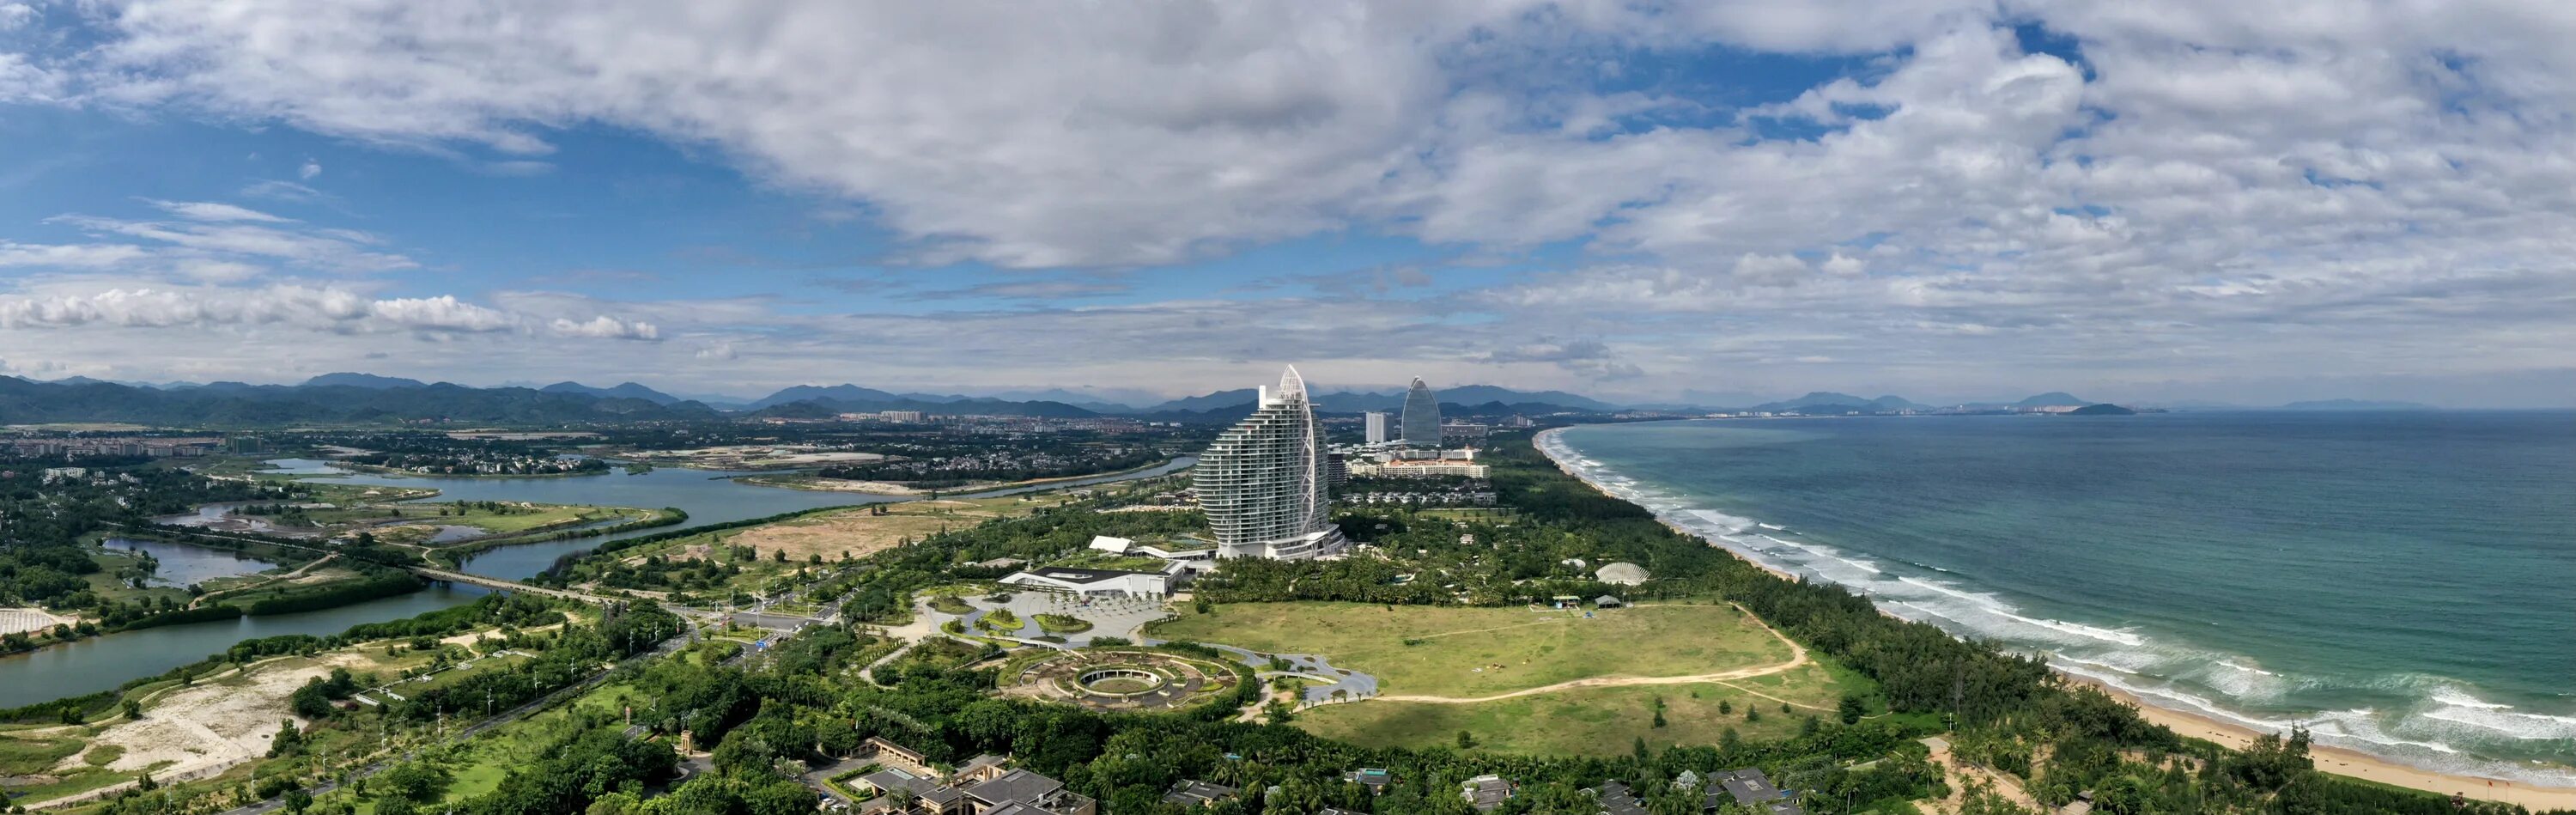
left=0, top=375, right=720, bottom=426
left=538, top=381, right=688, bottom=405
left=0, top=372, right=2452, bottom=427
left=1133, top=385, right=1622, bottom=417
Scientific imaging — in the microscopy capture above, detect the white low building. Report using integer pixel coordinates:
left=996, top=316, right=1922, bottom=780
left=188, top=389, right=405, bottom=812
left=1088, top=535, right=1215, bottom=562
left=999, top=566, right=1171, bottom=599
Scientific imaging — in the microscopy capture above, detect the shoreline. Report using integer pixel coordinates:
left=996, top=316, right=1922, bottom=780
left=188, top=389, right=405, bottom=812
left=1529, top=426, right=2576, bottom=809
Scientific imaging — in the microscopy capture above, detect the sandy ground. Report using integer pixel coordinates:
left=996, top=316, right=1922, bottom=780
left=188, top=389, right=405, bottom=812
left=81, top=661, right=324, bottom=778
left=1920, top=736, right=2044, bottom=814
left=715, top=502, right=1010, bottom=563
left=762, top=477, right=930, bottom=495
left=0, top=607, right=70, bottom=635
left=2083, top=680, right=2576, bottom=810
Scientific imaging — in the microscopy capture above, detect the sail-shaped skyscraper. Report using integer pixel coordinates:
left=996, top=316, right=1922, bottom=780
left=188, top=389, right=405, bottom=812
left=1195, top=366, right=1346, bottom=559
left=1400, top=376, right=1442, bottom=447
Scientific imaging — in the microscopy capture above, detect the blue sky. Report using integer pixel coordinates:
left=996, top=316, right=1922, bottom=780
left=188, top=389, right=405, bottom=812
left=2, top=1, right=2572, bottom=406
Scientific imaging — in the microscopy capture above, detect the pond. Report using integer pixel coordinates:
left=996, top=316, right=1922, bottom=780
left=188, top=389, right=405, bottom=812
left=100, top=538, right=283, bottom=587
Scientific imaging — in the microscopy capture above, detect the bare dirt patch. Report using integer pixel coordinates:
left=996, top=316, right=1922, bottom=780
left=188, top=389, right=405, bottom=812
left=720, top=501, right=1017, bottom=563
left=85, top=660, right=327, bottom=778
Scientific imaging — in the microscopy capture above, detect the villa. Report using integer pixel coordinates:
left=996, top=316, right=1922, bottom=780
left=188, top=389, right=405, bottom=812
left=1462, top=775, right=1516, bottom=812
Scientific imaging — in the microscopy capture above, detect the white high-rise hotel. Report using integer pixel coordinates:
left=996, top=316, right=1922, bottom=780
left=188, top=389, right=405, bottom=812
left=1195, top=367, right=1346, bottom=560
left=1363, top=411, right=1392, bottom=445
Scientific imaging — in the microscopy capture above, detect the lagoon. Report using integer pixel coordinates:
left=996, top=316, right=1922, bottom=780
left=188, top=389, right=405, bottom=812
left=0, top=456, right=1194, bottom=707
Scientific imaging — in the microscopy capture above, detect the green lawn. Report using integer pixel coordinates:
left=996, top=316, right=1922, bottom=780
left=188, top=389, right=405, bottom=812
left=1297, top=662, right=1862, bottom=756
left=359, top=502, right=647, bottom=544
left=1151, top=601, right=1794, bottom=698
left=0, top=734, right=82, bottom=775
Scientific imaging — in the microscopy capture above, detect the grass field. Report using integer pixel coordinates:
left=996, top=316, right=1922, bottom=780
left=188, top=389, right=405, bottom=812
left=1150, top=601, right=1795, bottom=699
left=719, top=497, right=1028, bottom=563
left=1297, top=660, right=1864, bottom=756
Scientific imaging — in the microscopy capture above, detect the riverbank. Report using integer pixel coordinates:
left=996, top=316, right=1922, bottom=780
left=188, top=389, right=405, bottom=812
left=1529, top=426, right=2576, bottom=808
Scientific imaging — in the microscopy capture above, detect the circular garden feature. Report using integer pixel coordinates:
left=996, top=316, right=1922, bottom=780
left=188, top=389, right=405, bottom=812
left=1002, top=648, right=1238, bottom=712
left=1077, top=666, right=1168, bottom=696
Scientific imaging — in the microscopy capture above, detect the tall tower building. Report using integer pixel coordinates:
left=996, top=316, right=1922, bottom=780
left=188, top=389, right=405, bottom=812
left=1195, top=367, right=1346, bottom=560
left=1364, top=411, right=1393, bottom=445
left=1400, top=376, right=1442, bottom=447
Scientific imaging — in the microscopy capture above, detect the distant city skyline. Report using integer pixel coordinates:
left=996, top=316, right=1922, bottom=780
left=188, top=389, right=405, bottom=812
left=2, top=3, right=2573, bottom=408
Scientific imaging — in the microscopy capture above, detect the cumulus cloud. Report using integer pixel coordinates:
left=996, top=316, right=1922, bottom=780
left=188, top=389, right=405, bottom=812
left=550, top=315, right=659, bottom=340
left=4, top=0, right=2576, bottom=401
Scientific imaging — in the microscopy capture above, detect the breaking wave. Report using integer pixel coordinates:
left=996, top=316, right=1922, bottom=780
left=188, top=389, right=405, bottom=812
left=1533, top=428, right=2576, bottom=788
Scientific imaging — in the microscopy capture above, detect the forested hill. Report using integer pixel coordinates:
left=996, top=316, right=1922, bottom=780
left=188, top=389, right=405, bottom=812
left=0, top=376, right=722, bottom=426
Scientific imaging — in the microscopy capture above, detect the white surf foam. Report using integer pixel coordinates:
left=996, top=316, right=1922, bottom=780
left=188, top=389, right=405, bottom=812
left=1536, top=427, right=2576, bottom=787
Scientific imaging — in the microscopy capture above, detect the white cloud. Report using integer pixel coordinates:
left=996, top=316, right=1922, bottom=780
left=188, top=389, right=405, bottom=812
left=0, top=242, right=149, bottom=268
left=3, top=0, right=2575, bottom=403
left=298, top=159, right=321, bottom=179
left=366, top=295, right=513, bottom=332
left=0, top=283, right=664, bottom=343
left=145, top=199, right=294, bottom=223
left=550, top=315, right=659, bottom=340
left=46, top=213, right=413, bottom=274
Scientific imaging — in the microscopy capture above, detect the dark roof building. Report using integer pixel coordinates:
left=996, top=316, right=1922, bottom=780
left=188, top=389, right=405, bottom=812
left=1163, top=780, right=1241, bottom=806
left=1706, top=768, right=1796, bottom=815
left=1461, top=775, right=1515, bottom=812
left=1594, top=780, right=1649, bottom=815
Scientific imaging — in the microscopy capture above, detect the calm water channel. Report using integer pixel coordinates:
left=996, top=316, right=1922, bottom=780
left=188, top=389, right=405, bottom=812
left=0, top=456, right=1194, bottom=708
left=100, top=537, right=281, bottom=587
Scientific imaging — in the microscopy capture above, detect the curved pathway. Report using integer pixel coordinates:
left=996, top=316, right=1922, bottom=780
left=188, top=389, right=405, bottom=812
left=1364, top=603, right=1813, bottom=705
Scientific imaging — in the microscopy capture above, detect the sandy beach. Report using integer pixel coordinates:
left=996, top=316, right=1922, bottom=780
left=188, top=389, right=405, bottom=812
left=1529, top=428, right=2576, bottom=810
left=2088, top=679, right=2576, bottom=810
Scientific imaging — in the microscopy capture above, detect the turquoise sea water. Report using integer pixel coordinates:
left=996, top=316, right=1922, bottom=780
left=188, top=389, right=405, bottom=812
left=1546, top=412, right=2575, bottom=783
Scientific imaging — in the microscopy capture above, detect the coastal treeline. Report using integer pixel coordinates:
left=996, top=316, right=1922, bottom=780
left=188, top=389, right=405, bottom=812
left=1179, top=432, right=2562, bottom=815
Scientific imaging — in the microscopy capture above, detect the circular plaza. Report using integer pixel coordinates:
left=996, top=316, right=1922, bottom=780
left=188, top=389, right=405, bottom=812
left=1003, top=648, right=1237, bottom=711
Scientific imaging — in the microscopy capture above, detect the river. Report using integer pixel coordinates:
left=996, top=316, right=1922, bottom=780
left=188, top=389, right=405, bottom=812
left=0, top=456, right=1194, bottom=709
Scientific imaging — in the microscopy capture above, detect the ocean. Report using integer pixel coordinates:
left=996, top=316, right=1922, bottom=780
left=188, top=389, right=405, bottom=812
left=1542, top=411, right=2576, bottom=784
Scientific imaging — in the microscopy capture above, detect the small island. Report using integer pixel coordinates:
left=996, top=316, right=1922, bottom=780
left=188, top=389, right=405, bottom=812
left=2069, top=403, right=2139, bottom=416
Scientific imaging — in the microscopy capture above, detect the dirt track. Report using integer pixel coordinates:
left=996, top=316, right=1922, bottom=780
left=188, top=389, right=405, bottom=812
left=1921, top=737, right=2045, bottom=814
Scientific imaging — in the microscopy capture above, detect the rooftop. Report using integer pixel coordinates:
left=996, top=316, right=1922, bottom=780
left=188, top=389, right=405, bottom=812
left=963, top=769, right=1065, bottom=807
left=1163, top=780, right=1241, bottom=806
